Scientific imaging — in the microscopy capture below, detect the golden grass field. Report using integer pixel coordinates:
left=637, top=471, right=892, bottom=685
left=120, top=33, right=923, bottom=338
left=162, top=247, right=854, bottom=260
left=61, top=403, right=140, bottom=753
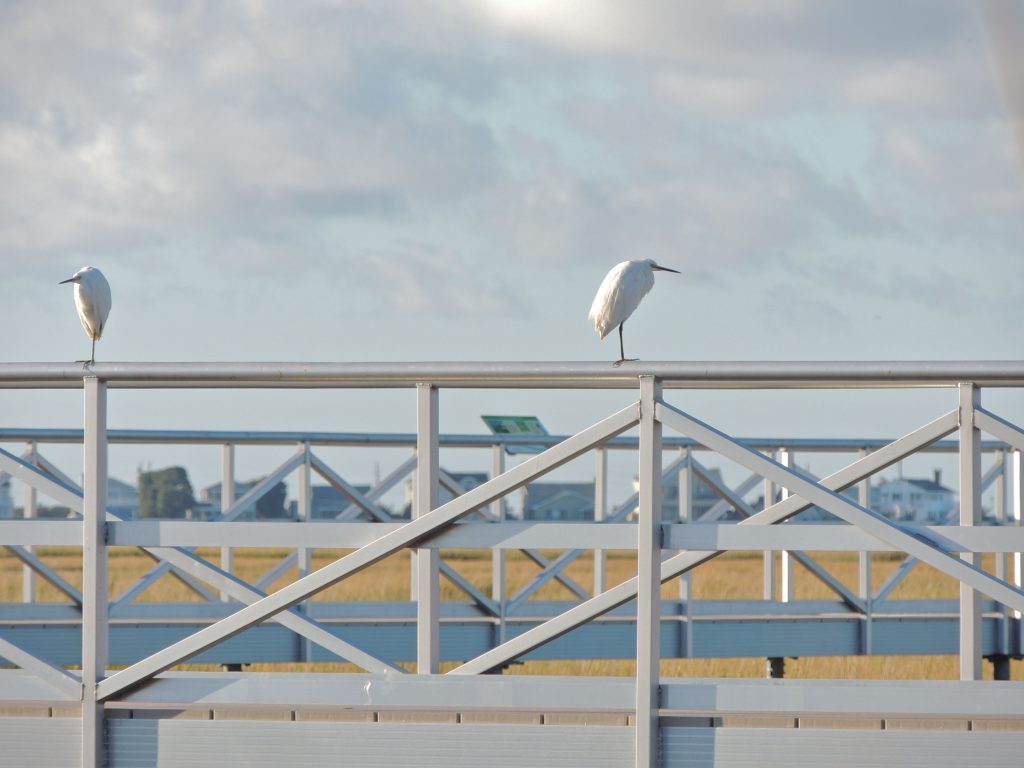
left=2, top=546, right=1021, bottom=681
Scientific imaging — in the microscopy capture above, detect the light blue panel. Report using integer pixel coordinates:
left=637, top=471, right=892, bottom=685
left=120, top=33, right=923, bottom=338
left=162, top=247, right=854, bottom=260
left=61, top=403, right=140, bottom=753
left=108, top=720, right=634, bottom=768
left=662, top=727, right=1024, bottom=767
left=0, top=717, right=81, bottom=767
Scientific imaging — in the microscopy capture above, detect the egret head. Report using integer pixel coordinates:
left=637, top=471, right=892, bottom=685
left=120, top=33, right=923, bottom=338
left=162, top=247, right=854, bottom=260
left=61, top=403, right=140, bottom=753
left=59, top=268, right=86, bottom=285
left=645, top=258, right=679, bottom=274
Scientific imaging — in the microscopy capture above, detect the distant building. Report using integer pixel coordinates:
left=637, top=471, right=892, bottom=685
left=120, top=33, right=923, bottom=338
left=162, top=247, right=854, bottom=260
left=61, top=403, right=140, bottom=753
left=402, top=471, right=491, bottom=519
left=659, top=467, right=733, bottom=521
left=522, top=482, right=594, bottom=521
left=871, top=470, right=955, bottom=523
left=200, top=480, right=260, bottom=508
left=523, top=466, right=730, bottom=522
left=0, top=475, right=12, bottom=519
left=287, top=484, right=385, bottom=520
left=199, top=479, right=282, bottom=520
left=758, top=485, right=859, bottom=522
left=108, top=477, right=139, bottom=519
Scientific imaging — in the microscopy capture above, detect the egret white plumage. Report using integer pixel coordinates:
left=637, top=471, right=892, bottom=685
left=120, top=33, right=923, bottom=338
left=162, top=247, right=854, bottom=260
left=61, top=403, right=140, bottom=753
left=588, top=259, right=679, bottom=366
left=59, top=266, right=111, bottom=365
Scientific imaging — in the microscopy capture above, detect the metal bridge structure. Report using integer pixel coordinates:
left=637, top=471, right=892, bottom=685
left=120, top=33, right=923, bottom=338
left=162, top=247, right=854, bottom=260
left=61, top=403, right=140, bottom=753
left=1, top=361, right=1024, bottom=767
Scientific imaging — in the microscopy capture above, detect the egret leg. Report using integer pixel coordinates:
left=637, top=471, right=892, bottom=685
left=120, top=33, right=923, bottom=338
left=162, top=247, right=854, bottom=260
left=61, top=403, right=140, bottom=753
left=612, top=323, right=638, bottom=367
left=90, top=337, right=95, bottom=366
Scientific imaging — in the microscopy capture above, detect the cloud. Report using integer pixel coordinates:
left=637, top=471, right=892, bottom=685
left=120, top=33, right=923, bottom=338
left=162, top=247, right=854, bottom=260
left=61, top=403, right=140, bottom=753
left=0, top=0, right=1021, bottom=340
left=0, top=0, right=506, bottom=270
left=361, top=244, right=525, bottom=317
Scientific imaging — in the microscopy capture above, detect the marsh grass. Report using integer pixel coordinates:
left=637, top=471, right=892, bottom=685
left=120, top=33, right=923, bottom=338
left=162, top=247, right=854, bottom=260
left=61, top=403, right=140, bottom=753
left=3, top=547, right=1021, bottom=680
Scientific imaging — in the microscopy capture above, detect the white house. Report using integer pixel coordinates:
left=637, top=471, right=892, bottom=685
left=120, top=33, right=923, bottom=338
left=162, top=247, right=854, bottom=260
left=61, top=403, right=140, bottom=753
left=870, top=470, right=956, bottom=523
left=522, top=482, right=594, bottom=521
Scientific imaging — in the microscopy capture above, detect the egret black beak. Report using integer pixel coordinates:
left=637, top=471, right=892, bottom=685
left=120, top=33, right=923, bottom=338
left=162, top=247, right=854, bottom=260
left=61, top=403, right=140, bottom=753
left=652, top=265, right=680, bottom=274
left=59, top=277, right=77, bottom=285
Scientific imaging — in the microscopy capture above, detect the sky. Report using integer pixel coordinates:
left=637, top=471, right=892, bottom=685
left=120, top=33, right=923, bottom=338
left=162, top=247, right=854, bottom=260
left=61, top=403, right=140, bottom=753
left=1, top=0, right=1023, bottom=505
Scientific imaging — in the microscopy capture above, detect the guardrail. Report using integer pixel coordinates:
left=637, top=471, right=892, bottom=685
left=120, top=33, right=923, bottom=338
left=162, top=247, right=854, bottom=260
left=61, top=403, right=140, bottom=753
left=1, top=361, right=1023, bottom=768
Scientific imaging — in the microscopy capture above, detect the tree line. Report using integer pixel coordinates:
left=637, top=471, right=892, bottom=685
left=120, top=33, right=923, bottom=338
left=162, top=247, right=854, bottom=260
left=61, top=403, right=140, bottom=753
left=137, top=466, right=287, bottom=519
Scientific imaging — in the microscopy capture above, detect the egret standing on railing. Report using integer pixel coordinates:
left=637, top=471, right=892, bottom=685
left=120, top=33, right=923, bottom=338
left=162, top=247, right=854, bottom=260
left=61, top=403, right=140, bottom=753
left=59, top=266, right=111, bottom=365
left=588, top=259, right=679, bottom=366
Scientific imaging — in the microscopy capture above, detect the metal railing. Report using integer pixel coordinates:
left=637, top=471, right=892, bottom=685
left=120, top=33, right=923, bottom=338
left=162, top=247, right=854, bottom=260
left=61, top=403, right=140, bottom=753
left=1, top=361, right=1023, bottom=768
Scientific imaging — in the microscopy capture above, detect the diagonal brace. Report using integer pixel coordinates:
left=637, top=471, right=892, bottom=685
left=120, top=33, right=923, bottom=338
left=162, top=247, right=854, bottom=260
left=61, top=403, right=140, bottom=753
left=450, top=408, right=959, bottom=674
left=97, top=403, right=640, bottom=700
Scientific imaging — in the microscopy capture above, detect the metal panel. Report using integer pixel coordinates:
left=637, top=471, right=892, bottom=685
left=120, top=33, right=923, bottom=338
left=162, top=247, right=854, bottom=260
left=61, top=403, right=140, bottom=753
left=107, top=720, right=635, bottom=768
left=0, top=718, right=81, bottom=768
left=5, top=609, right=1011, bottom=667
left=662, top=728, right=1024, bottom=768
left=660, top=676, right=1024, bottom=716
left=113, top=671, right=636, bottom=710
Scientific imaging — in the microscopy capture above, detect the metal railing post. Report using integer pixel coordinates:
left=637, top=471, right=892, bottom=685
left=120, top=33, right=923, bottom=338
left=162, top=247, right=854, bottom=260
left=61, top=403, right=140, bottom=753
left=415, top=383, right=440, bottom=673
left=491, top=444, right=506, bottom=645
left=678, top=447, right=693, bottom=656
left=857, top=449, right=873, bottom=655
left=959, top=383, right=982, bottom=680
left=22, top=441, right=37, bottom=603
left=220, top=442, right=235, bottom=601
left=297, top=440, right=312, bottom=662
left=763, top=455, right=777, bottom=600
left=1013, top=449, right=1022, bottom=659
left=82, top=376, right=108, bottom=768
left=995, top=450, right=1011, bottom=657
left=593, top=447, right=608, bottom=595
left=779, top=448, right=794, bottom=603
left=636, top=376, right=662, bottom=768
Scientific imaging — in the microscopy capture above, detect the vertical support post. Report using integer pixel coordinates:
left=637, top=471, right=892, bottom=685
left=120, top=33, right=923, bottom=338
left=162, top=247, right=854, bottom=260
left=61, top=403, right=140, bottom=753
left=297, top=441, right=313, bottom=662
left=959, top=383, right=982, bottom=681
left=415, top=383, right=440, bottom=674
left=677, top=447, right=693, bottom=657
left=1013, top=449, right=1022, bottom=618
left=22, top=441, right=37, bottom=603
left=994, top=451, right=1010, bottom=656
left=763, top=463, right=777, bottom=601
left=636, top=376, right=662, bottom=768
left=82, top=376, right=108, bottom=768
left=593, top=447, right=608, bottom=595
left=220, top=443, right=235, bottom=602
left=778, top=449, right=794, bottom=603
left=491, top=444, right=507, bottom=645
left=857, top=449, right=873, bottom=655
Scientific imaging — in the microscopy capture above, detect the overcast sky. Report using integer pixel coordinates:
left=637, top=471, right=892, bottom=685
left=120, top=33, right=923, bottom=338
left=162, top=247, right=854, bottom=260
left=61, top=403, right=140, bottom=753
left=2, top=1, right=1022, bottom=500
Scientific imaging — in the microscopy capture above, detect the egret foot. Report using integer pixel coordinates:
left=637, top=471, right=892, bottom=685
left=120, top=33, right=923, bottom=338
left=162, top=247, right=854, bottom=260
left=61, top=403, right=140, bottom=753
left=612, top=357, right=638, bottom=367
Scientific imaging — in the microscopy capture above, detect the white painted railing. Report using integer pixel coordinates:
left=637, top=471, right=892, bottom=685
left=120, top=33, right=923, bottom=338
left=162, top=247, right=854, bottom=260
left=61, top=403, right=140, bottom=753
left=1, top=361, right=1023, bottom=768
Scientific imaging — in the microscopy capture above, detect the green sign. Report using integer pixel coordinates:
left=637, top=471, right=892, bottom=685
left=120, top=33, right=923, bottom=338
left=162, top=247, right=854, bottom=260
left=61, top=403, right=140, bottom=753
left=481, top=415, right=549, bottom=454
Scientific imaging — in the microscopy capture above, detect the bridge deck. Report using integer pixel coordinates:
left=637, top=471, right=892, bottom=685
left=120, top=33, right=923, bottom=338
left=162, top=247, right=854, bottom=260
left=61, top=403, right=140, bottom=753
left=4, top=671, right=1024, bottom=767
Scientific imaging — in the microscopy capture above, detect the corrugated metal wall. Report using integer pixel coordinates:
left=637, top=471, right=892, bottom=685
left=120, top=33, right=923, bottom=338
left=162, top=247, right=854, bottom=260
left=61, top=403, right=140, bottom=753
left=0, top=718, right=81, bottom=767
left=662, top=727, right=1024, bottom=768
left=108, top=721, right=635, bottom=768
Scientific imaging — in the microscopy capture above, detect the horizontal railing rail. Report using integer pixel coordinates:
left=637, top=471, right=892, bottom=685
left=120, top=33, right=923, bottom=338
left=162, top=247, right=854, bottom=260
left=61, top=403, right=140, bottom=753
left=0, top=360, right=1022, bottom=388
left=0, top=426, right=1013, bottom=452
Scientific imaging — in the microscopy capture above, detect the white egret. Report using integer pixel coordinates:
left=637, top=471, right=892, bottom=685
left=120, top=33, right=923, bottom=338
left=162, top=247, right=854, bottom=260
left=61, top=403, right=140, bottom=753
left=588, top=258, right=679, bottom=366
left=59, top=266, right=111, bottom=365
